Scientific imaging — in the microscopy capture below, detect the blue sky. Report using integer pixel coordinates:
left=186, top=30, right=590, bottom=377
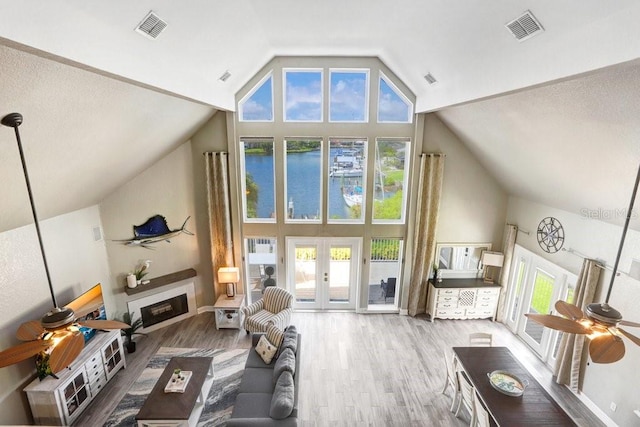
left=285, top=71, right=322, bottom=121
left=330, top=71, right=367, bottom=122
left=241, top=76, right=273, bottom=121
left=378, top=78, right=411, bottom=122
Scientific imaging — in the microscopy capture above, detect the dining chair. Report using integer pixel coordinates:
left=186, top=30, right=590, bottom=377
left=468, top=332, right=492, bottom=347
left=473, top=390, right=491, bottom=427
left=455, top=370, right=476, bottom=426
left=441, top=349, right=459, bottom=412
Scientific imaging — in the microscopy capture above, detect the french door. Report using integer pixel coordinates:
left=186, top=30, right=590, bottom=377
left=505, top=245, right=576, bottom=364
left=286, top=237, right=361, bottom=310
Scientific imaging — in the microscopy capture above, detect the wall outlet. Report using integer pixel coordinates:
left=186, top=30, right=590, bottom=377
left=610, top=402, right=617, bottom=412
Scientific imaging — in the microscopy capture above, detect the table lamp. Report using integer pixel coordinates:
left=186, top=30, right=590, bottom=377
left=481, top=251, right=504, bottom=284
left=218, top=267, right=240, bottom=298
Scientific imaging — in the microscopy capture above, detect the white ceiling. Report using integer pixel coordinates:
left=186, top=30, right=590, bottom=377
left=1, top=1, right=640, bottom=232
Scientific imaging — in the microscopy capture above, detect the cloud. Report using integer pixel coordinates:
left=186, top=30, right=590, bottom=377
left=330, top=75, right=367, bottom=121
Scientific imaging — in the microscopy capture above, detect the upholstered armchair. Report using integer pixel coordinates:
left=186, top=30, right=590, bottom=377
left=242, top=286, right=293, bottom=333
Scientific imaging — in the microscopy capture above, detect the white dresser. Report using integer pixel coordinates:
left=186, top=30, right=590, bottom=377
left=426, top=278, right=500, bottom=322
left=24, top=329, right=126, bottom=425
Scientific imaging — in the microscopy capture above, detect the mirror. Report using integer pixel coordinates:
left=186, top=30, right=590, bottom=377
left=435, top=243, right=492, bottom=278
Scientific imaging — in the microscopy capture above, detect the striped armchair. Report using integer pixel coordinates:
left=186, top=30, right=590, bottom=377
left=242, top=286, right=293, bottom=333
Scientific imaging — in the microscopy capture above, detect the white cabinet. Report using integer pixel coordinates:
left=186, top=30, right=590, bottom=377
left=427, top=279, right=500, bottom=322
left=24, top=330, right=126, bottom=425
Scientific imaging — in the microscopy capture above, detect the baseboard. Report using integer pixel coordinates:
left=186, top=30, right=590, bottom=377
left=573, top=391, right=618, bottom=427
left=399, top=309, right=408, bottom=316
left=198, top=305, right=215, bottom=314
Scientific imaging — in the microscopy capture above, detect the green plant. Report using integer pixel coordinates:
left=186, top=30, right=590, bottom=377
left=118, top=312, right=145, bottom=345
left=134, top=260, right=151, bottom=280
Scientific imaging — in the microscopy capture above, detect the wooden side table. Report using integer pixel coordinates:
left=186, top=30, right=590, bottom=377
left=213, top=294, right=245, bottom=330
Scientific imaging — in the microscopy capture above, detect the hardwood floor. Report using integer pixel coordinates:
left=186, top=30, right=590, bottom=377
left=75, top=312, right=604, bottom=426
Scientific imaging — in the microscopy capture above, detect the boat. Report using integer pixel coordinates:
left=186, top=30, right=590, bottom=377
left=330, top=154, right=363, bottom=177
left=342, top=185, right=363, bottom=207
left=330, top=167, right=363, bottom=178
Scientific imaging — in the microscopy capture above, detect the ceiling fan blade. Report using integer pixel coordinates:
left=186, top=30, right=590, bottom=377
left=619, top=319, right=640, bottom=328
left=16, top=320, right=45, bottom=341
left=618, top=328, right=640, bottom=347
left=555, top=300, right=584, bottom=320
left=0, top=340, right=50, bottom=368
left=589, top=334, right=625, bottom=363
left=525, top=313, right=590, bottom=334
left=49, top=333, right=84, bottom=374
left=78, top=319, right=130, bottom=330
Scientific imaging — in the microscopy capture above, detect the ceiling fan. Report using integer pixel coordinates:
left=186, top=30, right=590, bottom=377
left=0, top=112, right=129, bottom=375
left=525, top=163, right=640, bottom=364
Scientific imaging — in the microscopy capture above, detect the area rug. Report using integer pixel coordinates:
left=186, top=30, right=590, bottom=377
left=105, top=347, right=248, bottom=427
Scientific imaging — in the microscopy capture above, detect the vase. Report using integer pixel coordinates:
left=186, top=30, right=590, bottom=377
left=126, top=274, right=137, bottom=288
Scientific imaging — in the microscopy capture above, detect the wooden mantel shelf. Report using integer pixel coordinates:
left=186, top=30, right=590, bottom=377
left=124, top=268, right=197, bottom=296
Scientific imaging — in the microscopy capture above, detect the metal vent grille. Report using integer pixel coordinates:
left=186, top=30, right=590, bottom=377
left=424, top=73, right=437, bottom=85
left=506, top=10, right=544, bottom=41
left=135, top=11, right=167, bottom=39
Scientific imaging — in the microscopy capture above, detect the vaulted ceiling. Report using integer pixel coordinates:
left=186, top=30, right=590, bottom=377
left=1, top=1, right=640, bottom=232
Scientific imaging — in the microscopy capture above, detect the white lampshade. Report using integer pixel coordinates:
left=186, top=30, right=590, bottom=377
left=218, top=267, right=240, bottom=283
left=482, top=251, right=504, bottom=267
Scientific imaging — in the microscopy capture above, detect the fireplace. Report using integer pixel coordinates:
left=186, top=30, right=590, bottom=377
left=127, top=281, right=196, bottom=333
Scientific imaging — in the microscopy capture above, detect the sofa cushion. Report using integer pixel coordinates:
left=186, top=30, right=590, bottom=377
left=245, top=346, right=276, bottom=368
left=255, top=335, right=278, bottom=364
left=270, top=371, right=295, bottom=419
left=280, top=325, right=298, bottom=354
left=231, top=392, right=272, bottom=419
left=239, top=368, right=276, bottom=394
left=273, top=347, right=296, bottom=384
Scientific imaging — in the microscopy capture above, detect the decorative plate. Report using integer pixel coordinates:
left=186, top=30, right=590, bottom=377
left=536, top=217, right=565, bottom=253
left=487, top=370, right=528, bottom=397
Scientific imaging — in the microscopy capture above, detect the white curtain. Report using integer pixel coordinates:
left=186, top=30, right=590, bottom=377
left=205, top=152, right=235, bottom=298
left=554, top=258, right=601, bottom=391
left=408, top=153, right=445, bottom=317
left=496, top=224, right=518, bottom=322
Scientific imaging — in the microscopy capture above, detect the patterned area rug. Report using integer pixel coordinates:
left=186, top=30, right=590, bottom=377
left=105, top=347, right=248, bottom=427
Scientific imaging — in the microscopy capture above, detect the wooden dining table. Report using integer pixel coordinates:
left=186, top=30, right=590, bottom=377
left=453, top=346, right=577, bottom=426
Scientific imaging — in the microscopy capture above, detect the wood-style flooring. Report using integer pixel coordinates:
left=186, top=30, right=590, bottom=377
left=75, top=312, right=604, bottom=427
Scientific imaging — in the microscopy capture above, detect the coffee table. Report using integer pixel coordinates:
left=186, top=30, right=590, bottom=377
left=136, top=356, right=214, bottom=427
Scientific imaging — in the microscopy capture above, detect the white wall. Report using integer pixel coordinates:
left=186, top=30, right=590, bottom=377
left=0, top=205, right=110, bottom=425
left=100, top=141, right=202, bottom=316
left=422, top=113, right=508, bottom=249
left=507, top=196, right=640, bottom=427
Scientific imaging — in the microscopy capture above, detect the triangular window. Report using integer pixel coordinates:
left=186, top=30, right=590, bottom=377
left=239, top=74, right=274, bottom=122
left=377, top=73, right=413, bottom=123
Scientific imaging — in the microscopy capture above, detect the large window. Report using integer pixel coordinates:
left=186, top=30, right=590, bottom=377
left=240, top=138, right=276, bottom=221
left=236, top=57, right=416, bottom=311
left=285, top=139, right=323, bottom=222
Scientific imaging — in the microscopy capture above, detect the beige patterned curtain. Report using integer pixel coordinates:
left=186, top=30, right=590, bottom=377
left=496, top=224, right=518, bottom=322
left=408, top=153, right=445, bottom=317
left=554, top=258, right=601, bottom=392
left=205, top=152, right=234, bottom=297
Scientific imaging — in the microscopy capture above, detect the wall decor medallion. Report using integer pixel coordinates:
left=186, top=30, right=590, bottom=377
left=536, top=217, right=565, bottom=253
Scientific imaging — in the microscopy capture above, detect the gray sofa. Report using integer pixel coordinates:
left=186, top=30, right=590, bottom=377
left=227, top=327, right=301, bottom=426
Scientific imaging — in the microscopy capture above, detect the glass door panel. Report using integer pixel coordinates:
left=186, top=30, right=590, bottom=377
left=367, top=238, right=403, bottom=308
left=287, top=237, right=360, bottom=310
left=522, top=268, right=555, bottom=349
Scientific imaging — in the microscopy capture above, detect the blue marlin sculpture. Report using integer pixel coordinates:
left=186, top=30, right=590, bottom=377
left=116, top=215, right=193, bottom=249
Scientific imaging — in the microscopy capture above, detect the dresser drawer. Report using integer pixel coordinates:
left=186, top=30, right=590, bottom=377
left=437, top=295, right=458, bottom=303
left=477, top=288, right=500, bottom=296
left=436, top=302, right=458, bottom=309
left=437, top=288, right=460, bottom=297
left=466, top=309, right=495, bottom=318
left=476, top=295, right=499, bottom=304
left=89, top=374, right=107, bottom=397
left=436, top=309, right=466, bottom=318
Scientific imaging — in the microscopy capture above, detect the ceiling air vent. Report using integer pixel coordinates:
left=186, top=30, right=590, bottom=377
left=135, top=11, right=167, bottom=40
left=424, top=72, right=437, bottom=85
left=506, top=10, right=544, bottom=42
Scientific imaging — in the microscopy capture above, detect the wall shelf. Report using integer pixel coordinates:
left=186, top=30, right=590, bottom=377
left=124, top=268, right=197, bottom=296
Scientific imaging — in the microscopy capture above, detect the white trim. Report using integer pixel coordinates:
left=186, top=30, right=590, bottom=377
left=377, top=71, right=414, bottom=124
left=238, top=72, right=274, bottom=122
left=283, top=68, right=324, bottom=123
left=328, top=68, right=370, bottom=123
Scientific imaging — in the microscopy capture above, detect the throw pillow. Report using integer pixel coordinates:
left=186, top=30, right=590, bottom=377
left=255, top=335, right=278, bottom=364
left=269, top=371, right=295, bottom=419
left=273, top=347, right=296, bottom=383
left=266, top=323, right=284, bottom=348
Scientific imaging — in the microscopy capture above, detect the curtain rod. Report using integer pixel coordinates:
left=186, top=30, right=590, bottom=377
left=421, top=153, right=446, bottom=157
left=561, top=247, right=623, bottom=274
left=507, top=223, right=530, bottom=235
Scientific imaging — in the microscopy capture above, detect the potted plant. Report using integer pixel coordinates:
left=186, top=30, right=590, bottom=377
left=118, top=312, right=145, bottom=353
